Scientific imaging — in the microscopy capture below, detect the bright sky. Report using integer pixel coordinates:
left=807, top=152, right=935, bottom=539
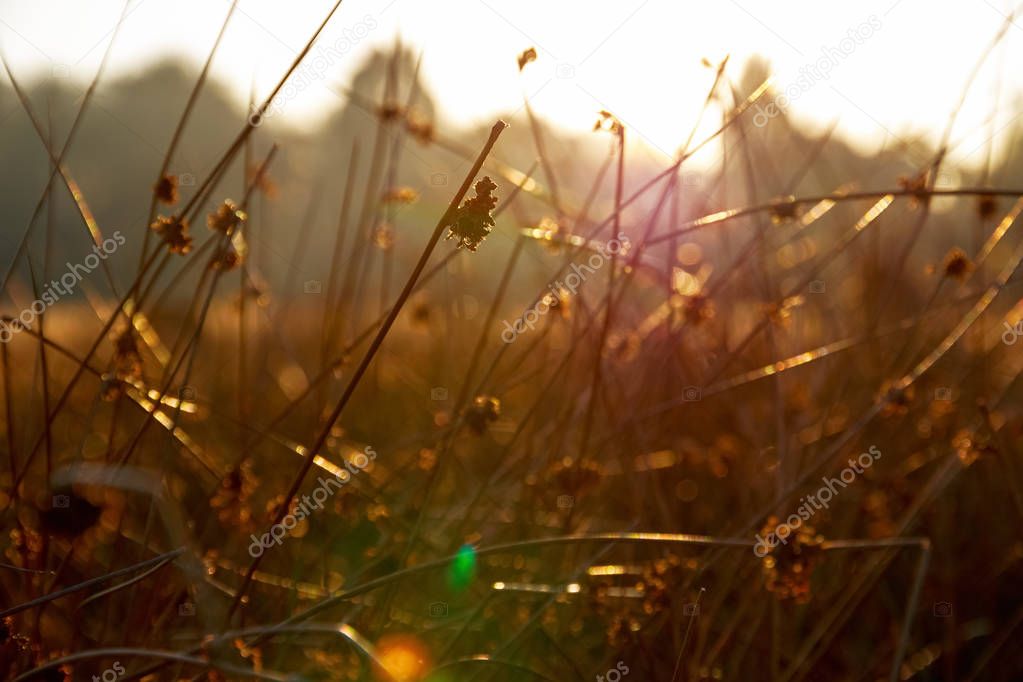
left=2, top=0, right=1022, bottom=170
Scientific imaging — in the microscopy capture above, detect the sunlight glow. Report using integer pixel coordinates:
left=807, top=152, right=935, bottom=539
left=3, top=0, right=1021, bottom=166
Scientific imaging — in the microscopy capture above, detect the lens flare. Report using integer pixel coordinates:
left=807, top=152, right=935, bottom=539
left=447, top=543, right=477, bottom=591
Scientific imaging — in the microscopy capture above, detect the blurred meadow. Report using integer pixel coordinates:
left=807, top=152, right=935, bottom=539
left=2, top=1, right=1023, bottom=680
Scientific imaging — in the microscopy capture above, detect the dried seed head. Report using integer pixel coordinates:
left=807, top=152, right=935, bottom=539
left=952, top=427, right=995, bottom=467
left=208, top=199, right=246, bottom=233
left=378, top=102, right=403, bottom=122
left=879, top=381, right=914, bottom=418
left=942, top=247, right=972, bottom=282
left=446, top=176, right=499, bottom=252
left=211, top=243, right=242, bottom=271
left=0, top=617, right=30, bottom=673
left=154, top=174, right=179, bottom=205
left=593, top=110, right=624, bottom=137
left=898, top=170, right=931, bottom=207
left=405, top=111, right=435, bottom=145
left=465, top=395, right=501, bottom=434
left=382, top=187, right=419, bottom=205
left=977, top=195, right=998, bottom=220
left=211, top=459, right=258, bottom=530
left=151, top=215, right=192, bottom=255
left=763, top=295, right=804, bottom=327
left=113, top=328, right=143, bottom=381
left=373, top=223, right=395, bottom=251
left=517, top=46, right=537, bottom=71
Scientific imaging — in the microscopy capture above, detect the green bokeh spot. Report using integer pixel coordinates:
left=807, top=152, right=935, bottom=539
left=447, top=543, right=476, bottom=591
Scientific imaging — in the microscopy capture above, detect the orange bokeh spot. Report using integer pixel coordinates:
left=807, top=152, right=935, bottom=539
left=374, top=634, right=431, bottom=682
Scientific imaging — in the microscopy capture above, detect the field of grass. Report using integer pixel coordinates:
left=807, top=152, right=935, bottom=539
left=2, top=3, right=1023, bottom=681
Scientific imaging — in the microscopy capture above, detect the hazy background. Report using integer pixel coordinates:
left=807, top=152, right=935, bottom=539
left=3, top=0, right=1023, bottom=165
left=3, top=0, right=1023, bottom=301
